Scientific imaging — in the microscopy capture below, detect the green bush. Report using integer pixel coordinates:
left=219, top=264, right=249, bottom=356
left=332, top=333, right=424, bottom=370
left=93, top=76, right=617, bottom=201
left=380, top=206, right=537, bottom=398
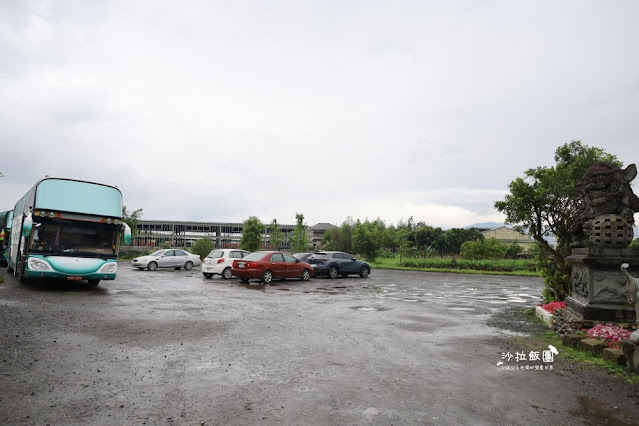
left=460, top=238, right=507, bottom=259
left=399, top=257, right=536, bottom=272
left=191, top=238, right=214, bottom=260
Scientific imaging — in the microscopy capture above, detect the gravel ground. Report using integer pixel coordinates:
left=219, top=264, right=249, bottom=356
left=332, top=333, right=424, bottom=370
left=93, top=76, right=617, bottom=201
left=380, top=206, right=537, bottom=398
left=1, top=264, right=638, bottom=425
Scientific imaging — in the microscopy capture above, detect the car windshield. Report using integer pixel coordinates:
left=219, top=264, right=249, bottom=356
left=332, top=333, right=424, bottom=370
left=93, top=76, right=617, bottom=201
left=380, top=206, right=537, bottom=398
left=207, top=250, right=224, bottom=258
left=311, top=252, right=328, bottom=257
left=242, top=252, right=269, bottom=261
left=149, top=250, right=166, bottom=256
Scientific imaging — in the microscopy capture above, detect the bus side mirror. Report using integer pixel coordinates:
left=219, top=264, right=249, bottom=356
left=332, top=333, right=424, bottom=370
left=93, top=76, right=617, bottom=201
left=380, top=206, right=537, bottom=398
left=121, top=223, right=131, bottom=245
left=22, top=214, right=33, bottom=237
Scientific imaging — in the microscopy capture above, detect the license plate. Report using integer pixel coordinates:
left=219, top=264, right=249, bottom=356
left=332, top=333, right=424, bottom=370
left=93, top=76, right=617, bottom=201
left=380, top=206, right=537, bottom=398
left=238, top=262, right=245, bottom=268
left=67, top=276, right=82, bottom=281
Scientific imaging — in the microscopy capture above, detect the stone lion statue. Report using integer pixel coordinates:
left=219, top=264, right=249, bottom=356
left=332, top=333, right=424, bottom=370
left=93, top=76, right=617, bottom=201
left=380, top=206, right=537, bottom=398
left=571, top=163, right=639, bottom=247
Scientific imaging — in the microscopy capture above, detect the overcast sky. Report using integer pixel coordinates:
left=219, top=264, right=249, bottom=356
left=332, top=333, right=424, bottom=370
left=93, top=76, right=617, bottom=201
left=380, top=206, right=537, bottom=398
left=1, top=0, right=638, bottom=228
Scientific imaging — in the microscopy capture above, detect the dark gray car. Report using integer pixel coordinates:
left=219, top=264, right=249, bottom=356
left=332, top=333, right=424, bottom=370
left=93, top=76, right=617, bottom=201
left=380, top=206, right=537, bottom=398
left=307, top=251, right=371, bottom=278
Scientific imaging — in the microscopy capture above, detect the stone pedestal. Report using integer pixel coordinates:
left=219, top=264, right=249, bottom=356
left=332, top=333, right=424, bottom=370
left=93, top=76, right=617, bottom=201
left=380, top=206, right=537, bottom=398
left=565, top=247, right=639, bottom=323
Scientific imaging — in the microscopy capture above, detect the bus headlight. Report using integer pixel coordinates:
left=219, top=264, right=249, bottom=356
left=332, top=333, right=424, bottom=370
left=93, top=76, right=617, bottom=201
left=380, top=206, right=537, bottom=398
left=28, top=258, right=53, bottom=271
left=98, top=263, right=117, bottom=273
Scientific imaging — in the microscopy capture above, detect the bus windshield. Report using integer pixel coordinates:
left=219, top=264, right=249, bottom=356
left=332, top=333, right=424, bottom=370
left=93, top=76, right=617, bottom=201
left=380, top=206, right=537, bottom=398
left=29, top=218, right=119, bottom=258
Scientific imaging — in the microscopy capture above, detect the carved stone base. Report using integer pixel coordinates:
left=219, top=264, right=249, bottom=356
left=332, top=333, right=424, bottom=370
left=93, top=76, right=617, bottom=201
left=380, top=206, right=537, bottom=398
left=566, top=248, right=639, bottom=323
left=565, top=296, right=635, bottom=323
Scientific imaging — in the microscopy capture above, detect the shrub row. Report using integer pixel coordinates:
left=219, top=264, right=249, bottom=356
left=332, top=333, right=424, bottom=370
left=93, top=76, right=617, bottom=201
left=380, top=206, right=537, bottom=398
left=399, top=257, right=537, bottom=272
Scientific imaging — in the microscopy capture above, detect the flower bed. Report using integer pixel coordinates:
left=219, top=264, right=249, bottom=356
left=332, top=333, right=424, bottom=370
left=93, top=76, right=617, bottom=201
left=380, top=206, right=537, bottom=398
left=541, top=301, right=565, bottom=314
left=584, top=323, right=632, bottom=348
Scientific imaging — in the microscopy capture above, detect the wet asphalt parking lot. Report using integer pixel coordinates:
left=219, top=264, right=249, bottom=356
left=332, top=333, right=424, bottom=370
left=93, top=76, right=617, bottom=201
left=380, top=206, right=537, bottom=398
left=1, top=263, right=639, bottom=425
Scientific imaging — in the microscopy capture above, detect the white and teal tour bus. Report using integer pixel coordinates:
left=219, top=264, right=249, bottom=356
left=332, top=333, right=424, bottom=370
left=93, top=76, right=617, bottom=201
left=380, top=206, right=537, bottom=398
left=7, top=177, right=131, bottom=285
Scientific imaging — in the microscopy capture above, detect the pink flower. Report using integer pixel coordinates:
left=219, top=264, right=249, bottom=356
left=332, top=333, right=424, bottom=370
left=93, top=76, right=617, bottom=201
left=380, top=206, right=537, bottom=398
left=584, top=323, right=632, bottom=348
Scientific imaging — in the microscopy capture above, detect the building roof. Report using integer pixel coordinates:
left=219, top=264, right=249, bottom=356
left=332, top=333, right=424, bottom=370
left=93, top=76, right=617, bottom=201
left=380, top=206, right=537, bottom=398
left=311, top=223, right=337, bottom=231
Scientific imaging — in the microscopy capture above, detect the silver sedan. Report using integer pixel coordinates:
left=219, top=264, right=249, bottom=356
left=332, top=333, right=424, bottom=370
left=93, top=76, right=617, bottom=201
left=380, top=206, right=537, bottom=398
left=131, top=249, right=202, bottom=271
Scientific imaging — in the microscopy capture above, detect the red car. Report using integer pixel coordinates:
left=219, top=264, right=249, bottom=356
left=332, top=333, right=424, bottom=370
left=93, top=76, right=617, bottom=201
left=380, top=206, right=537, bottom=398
left=231, top=251, right=314, bottom=283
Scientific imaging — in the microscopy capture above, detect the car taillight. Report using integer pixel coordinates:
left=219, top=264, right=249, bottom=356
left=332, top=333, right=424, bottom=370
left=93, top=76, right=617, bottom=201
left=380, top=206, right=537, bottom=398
left=247, top=261, right=258, bottom=268
left=217, top=258, right=225, bottom=264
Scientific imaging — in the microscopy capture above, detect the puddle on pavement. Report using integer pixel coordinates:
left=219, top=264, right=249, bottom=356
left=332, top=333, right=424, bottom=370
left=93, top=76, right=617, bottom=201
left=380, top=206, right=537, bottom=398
left=447, top=307, right=475, bottom=311
left=239, top=284, right=267, bottom=290
left=116, top=290, right=135, bottom=294
left=350, top=305, right=390, bottom=312
left=277, top=288, right=290, bottom=291
left=570, top=395, right=635, bottom=426
left=311, top=288, right=339, bottom=295
left=498, top=329, right=529, bottom=337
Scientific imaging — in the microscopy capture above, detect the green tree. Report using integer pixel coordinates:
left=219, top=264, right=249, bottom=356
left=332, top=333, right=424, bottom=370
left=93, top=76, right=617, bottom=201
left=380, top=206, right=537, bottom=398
left=191, top=238, right=214, bottom=260
left=290, top=213, right=310, bottom=253
left=269, top=219, right=284, bottom=250
left=414, top=225, right=445, bottom=252
left=431, top=228, right=483, bottom=256
left=121, top=206, right=143, bottom=247
left=495, top=140, right=620, bottom=301
left=241, top=216, right=263, bottom=252
left=122, top=206, right=144, bottom=237
left=352, top=219, right=385, bottom=261
left=505, top=241, right=523, bottom=259
left=629, top=238, right=639, bottom=249
left=461, top=238, right=507, bottom=260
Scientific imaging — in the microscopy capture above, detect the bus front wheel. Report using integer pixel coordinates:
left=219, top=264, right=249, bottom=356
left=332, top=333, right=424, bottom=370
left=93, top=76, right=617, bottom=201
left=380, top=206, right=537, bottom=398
left=17, top=257, right=27, bottom=283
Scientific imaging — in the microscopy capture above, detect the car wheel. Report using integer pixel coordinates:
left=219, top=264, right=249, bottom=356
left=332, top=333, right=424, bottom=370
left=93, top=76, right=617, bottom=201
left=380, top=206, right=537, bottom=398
left=328, top=265, right=338, bottom=279
left=147, top=261, right=158, bottom=271
left=88, top=279, right=100, bottom=286
left=359, top=266, right=370, bottom=278
left=300, top=269, right=310, bottom=281
left=262, top=270, right=273, bottom=284
left=240, top=277, right=250, bottom=283
left=184, top=261, right=193, bottom=270
left=203, top=273, right=213, bottom=278
left=222, top=267, right=233, bottom=280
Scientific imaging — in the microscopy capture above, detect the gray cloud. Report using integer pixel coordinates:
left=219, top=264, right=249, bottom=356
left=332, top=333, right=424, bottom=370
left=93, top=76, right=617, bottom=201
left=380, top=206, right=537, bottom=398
left=1, top=0, right=638, bottom=228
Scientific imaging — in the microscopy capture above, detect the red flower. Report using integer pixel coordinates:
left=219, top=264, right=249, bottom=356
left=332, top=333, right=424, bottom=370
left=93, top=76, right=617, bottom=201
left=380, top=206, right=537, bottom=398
left=542, top=301, right=566, bottom=314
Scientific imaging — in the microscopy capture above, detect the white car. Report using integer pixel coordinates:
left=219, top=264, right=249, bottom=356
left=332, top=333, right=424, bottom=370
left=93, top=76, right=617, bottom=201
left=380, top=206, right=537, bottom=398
left=202, top=249, right=250, bottom=279
left=131, top=249, right=202, bottom=271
